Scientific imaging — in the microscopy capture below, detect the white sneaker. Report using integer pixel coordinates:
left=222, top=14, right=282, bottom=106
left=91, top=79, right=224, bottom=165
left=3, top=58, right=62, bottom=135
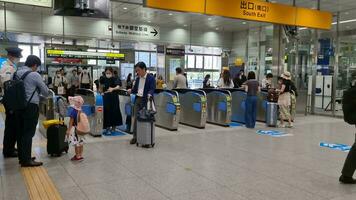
left=277, top=124, right=286, bottom=128
left=288, top=123, right=294, bottom=128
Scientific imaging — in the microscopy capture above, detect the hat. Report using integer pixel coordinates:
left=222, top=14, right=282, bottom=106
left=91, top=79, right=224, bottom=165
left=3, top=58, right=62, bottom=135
left=68, top=96, right=84, bottom=111
left=5, top=47, right=23, bottom=58
left=281, top=71, right=292, bottom=80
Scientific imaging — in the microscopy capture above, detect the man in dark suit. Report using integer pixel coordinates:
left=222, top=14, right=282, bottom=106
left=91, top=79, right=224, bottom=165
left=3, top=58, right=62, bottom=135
left=128, top=62, right=156, bottom=145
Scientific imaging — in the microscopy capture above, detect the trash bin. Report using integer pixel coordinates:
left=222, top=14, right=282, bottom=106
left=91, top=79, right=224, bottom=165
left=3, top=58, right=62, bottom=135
left=266, top=102, right=278, bottom=127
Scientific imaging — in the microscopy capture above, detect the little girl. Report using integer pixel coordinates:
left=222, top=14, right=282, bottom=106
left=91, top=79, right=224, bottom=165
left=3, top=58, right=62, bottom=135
left=66, top=96, right=85, bottom=161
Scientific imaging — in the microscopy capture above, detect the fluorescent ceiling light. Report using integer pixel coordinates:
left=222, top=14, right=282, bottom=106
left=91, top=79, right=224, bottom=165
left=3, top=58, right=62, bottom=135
left=299, top=18, right=356, bottom=30
left=123, top=7, right=128, bottom=10
left=169, top=13, right=173, bottom=16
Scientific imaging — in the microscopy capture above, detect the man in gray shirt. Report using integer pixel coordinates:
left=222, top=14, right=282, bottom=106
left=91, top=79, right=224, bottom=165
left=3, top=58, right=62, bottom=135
left=15, top=55, right=49, bottom=167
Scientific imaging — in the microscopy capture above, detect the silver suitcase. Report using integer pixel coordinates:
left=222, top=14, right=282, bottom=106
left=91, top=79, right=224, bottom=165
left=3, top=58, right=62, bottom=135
left=136, top=120, right=155, bottom=148
left=266, top=102, right=278, bottom=127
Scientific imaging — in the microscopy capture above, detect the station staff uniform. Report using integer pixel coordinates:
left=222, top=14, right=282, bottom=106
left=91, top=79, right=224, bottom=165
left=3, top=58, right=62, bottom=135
left=131, top=73, right=155, bottom=143
left=16, top=61, right=49, bottom=165
left=1, top=47, right=22, bottom=157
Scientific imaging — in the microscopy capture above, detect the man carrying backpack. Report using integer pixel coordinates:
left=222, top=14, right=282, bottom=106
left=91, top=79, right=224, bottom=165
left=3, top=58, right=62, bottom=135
left=1, top=47, right=22, bottom=158
left=340, top=73, right=356, bottom=184
left=15, top=55, right=49, bottom=167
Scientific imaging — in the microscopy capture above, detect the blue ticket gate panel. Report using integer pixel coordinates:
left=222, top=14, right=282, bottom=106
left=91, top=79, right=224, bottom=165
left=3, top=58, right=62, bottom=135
left=256, top=90, right=268, bottom=122
left=174, top=89, right=207, bottom=129
left=154, top=89, right=181, bottom=131
left=224, top=89, right=247, bottom=124
left=201, top=89, right=232, bottom=127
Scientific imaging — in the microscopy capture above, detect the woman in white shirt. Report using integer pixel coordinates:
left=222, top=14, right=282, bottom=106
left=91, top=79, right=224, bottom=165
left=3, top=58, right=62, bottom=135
left=217, top=70, right=234, bottom=88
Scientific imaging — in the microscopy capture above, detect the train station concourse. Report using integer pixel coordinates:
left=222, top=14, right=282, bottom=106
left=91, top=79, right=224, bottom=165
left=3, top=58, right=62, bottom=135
left=1, top=0, right=356, bottom=200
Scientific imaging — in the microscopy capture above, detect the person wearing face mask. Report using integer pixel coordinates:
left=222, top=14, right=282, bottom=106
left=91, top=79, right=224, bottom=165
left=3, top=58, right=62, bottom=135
left=102, top=67, right=123, bottom=134
left=80, top=67, right=92, bottom=89
left=0, top=47, right=22, bottom=158
left=53, top=69, right=67, bottom=95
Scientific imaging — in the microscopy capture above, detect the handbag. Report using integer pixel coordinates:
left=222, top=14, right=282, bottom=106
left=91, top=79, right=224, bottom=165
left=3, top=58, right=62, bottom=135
left=137, top=99, right=156, bottom=122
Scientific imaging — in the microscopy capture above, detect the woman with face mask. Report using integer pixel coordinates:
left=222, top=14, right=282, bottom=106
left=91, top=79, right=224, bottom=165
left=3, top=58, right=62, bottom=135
left=53, top=70, right=67, bottom=95
left=102, top=67, right=123, bottom=134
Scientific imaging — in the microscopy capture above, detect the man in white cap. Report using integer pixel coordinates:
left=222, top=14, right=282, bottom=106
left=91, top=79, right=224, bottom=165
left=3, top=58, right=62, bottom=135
left=1, top=47, right=22, bottom=158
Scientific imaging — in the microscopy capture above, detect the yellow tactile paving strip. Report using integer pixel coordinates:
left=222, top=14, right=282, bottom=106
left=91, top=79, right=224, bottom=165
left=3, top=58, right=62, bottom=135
left=21, top=167, right=62, bottom=200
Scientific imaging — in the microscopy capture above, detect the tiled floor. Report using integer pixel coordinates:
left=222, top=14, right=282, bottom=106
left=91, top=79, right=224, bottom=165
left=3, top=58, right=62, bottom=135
left=1, top=115, right=356, bottom=200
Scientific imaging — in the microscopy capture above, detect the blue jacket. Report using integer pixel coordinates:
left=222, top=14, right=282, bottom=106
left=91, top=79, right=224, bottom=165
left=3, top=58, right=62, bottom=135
left=132, top=73, right=156, bottom=107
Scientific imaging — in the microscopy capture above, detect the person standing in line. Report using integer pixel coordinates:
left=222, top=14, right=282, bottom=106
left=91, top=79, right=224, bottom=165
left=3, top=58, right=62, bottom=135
left=128, top=62, right=156, bottom=145
left=79, top=66, right=91, bottom=89
left=0, top=47, right=22, bottom=158
left=173, top=68, right=187, bottom=89
left=244, top=71, right=260, bottom=129
left=67, top=69, right=79, bottom=97
left=101, top=67, right=123, bottom=134
left=126, top=73, right=133, bottom=90
left=276, top=72, right=293, bottom=128
left=261, top=73, right=273, bottom=89
left=217, top=70, right=234, bottom=88
left=53, top=69, right=67, bottom=95
left=16, top=55, right=49, bottom=167
left=339, top=73, right=356, bottom=184
left=203, top=74, right=212, bottom=88
left=233, top=70, right=247, bottom=88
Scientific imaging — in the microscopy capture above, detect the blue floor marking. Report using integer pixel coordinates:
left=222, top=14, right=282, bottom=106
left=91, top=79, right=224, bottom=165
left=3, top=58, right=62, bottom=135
left=230, top=122, right=244, bottom=127
left=319, top=142, right=351, bottom=152
left=256, top=130, right=293, bottom=137
left=103, top=130, right=127, bottom=137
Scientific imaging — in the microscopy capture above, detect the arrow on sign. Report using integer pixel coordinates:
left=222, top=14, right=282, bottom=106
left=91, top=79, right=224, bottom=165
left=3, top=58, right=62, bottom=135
left=151, top=29, right=158, bottom=36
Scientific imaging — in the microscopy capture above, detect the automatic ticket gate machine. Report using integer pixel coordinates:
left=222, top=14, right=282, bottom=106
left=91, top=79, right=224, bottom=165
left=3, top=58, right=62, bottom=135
left=201, top=89, right=232, bottom=127
left=117, top=89, right=133, bottom=133
left=154, top=89, right=181, bottom=131
left=90, top=93, right=104, bottom=137
left=223, top=89, right=247, bottom=124
left=173, top=89, right=207, bottom=129
left=256, top=89, right=268, bottom=122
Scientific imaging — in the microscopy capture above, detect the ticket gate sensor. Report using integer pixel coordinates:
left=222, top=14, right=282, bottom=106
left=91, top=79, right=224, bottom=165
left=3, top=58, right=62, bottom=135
left=223, top=89, right=247, bottom=124
left=154, top=89, right=181, bottom=131
left=201, top=89, right=232, bottom=127
left=90, top=93, right=104, bottom=137
left=256, top=90, right=268, bottom=122
left=173, top=89, right=207, bottom=129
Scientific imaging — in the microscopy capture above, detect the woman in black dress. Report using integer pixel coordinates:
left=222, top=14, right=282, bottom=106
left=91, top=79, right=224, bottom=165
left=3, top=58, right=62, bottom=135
left=102, top=67, right=123, bottom=134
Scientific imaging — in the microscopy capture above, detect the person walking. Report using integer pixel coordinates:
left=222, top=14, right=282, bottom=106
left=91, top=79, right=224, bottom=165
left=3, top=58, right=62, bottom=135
left=339, top=74, right=356, bottom=184
left=67, top=69, right=79, bottom=97
left=53, top=70, right=67, bottom=95
left=79, top=67, right=91, bottom=89
left=126, top=73, right=133, bottom=90
left=244, top=71, right=260, bottom=128
left=16, top=55, right=49, bottom=167
left=101, top=67, right=123, bottom=134
left=203, top=74, right=212, bottom=88
left=233, top=70, right=247, bottom=88
left=173, top=68, right=187, bottom=89
left=0, top=47, right=22, bottom=158
left=128, top=62, right=156, bottom=145
left=277, top=72, right=293, bottom=128
left=217, top=70, right=234, bottom=88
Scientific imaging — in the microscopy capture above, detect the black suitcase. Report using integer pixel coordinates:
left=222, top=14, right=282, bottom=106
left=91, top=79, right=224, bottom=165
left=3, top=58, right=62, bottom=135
left=47, top=124, right=69, bottom=157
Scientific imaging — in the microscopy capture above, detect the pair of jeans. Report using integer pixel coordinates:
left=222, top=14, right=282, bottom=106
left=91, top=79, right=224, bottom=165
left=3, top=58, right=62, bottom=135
left=245, top=96, right=258, bottom=128
left=341, top=132, right=356, bottom=177
left=16, top=104, right=39, bottom=163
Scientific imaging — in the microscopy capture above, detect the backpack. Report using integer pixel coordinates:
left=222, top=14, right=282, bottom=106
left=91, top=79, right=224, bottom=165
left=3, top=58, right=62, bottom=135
left=342, top=86, right=356, bottom=125
left=3, top=71, right=37, bottom=111
left=75, top=110, right=91, bottom=136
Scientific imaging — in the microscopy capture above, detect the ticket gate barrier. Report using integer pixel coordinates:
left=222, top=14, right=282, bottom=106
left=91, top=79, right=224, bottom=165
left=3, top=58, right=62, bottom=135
left=224, top=89, right=247, bottom=124
left=39, top=90, right=56, bottom=137
left=118, top=89, right=133, bottom=133
left=90, top=94, right=104, bottom=137
left=154, top=89, right=181, bottom=131
left=201, top=89, right=232, bottom=127
left=256, top=90, right=268, bottom=122
left=173, top=89, right=207, bottom=129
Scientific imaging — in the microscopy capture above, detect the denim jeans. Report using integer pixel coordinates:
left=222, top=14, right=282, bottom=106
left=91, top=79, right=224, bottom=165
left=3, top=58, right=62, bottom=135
left=245, top=96, right=257, bottom=128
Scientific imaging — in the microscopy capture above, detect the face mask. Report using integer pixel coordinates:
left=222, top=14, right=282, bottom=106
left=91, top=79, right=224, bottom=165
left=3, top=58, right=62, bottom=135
left=106, top=74, right=112, bottom=78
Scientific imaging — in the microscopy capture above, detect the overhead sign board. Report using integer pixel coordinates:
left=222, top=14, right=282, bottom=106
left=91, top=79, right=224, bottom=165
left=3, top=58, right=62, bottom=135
left=46, top=49, right=125, bottom=61
left=145, top=0, right=332, bottom=30
left=1, top=0, right=52, bottom=8
left=114, top=23, right=160, bottom=40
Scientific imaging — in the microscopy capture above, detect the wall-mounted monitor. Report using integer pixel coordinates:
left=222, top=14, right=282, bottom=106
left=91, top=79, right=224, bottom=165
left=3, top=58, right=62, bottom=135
left=54, top=0, right=109, bottom=18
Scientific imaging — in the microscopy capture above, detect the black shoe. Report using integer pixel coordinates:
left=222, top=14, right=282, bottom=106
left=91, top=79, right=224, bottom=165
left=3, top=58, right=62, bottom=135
left=339, top=175, right=356, bottom=184
left=130, top=138, right=137, bottom=145
left=142, top=144, right=151, bottom=148
left=19, top=157, right=37, bottom=164
left=21, top=160, right=43, bottom=167
left=3, top=151, right=18, bottom=158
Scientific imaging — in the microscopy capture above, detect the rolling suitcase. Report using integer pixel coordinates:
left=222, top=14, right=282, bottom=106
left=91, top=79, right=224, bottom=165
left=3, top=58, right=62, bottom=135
left=136, top=99, right=156, bottom=148
left=47, top=124, right=69, bottom=157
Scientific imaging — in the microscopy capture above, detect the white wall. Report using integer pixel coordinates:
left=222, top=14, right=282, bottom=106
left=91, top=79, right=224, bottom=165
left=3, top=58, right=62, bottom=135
left=0, top=8, right=233, bottom=48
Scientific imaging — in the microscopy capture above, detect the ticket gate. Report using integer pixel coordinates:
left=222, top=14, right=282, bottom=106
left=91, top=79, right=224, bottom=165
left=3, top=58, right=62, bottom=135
left=173, top=89, right=207, bottom=128
left=90, top=94, right=104, bottom=137
left=201, top=89, right=232, bottom=127
left=154, top=89, right=181, bottom=131
left=118, top=89, right=133, bottom=133
left=75, top=88, right=95, bottom=106
left=224, top=89, right=247, bottom=124
left=256, top=90, right=268, bottom=122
